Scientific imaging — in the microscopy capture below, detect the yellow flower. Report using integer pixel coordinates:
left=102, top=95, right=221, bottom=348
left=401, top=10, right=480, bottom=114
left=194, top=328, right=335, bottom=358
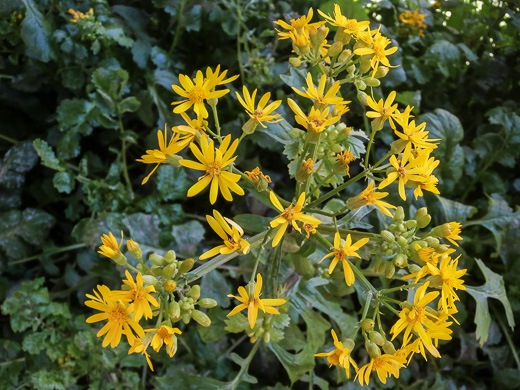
left=291, top=73, right=345, bottom=108
left=145, top=325, right=182, bottom=357
left=378, top=153, right=429, bottom=201
left=129, top=338, right=154, bottom=371
left=400, top=9, right=427, bottom=29
left=354, top=31, right=398, bottom=78
left=269, top=191, right=321, bottom=247
left=112, top=271, right=159, bottom=322
left=315, top=329, right=358, bottom=378
left=365, top=91, right=399, bottom=131
left=317, top=4, right=370, bottom=41
left=85, top=285, right=144, bottom=348
left=274, top=8, right=322, bottom=40
left=429, top=222, right=463, bottom=247
left=174, top=112, right=208, bottom=145
left=407, top=151, right=440, bottom=199
left=402, top=247, right=450, bottom=282
left=394, top=119, right=439, bottom=163
left=345, top=181, right=396, bottom=217
left=335, top=148, right=356, bottom=177
left=136, top=125, right=190, bottom=185
left=199, top=210, right=250, bottom=260
left=227, top=273, right=286, bottom=329
left=244, top=167, right=271, bottom=183
left=68, top=8, right=94, bottom=23
left=171, top=65, right=238, bottom=118
left=287, top=98, right=340, bottom=134
left=390, top=282, right=440, bottom=351
left=355, top=353, right=406, bottom=386
left=426, top=256, right=466, bottom=313
left=303, top=222, right=319, bottom=238
left=98, top=231, right=124, bottom=259
left=179, top=135, right=244, bottom=204
left=236, top=86, right=282, bottom=133
left=319, top=232, right=369, bottom=286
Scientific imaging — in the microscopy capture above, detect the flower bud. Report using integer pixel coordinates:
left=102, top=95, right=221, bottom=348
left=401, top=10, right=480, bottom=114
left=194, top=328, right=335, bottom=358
left=393, top=253, right=407, bottom=268
left=369, top=331, right=386, bottom=346
left=263, top=331, right=271, bottom=343
left=360, top=318, right=375, bottom=331
left=393, top=207, right=405, bottom=223
left=207, top=98, right=218, bottom=106
left=337, top=49, right=352, bottom=64
left=142, top=275, right=158, bottom=286
left=374, top=66, right=389, bottom=78
left=414, top=207, right=428, bottom=220
left=164, top=250, right=176, bottom=264
left=424, top=237, right=440, bottom=246
left=192, top=310, right=211, bottom=327
left=405, top=220, right=417, bottom=229
left=151, top=266, right=162, bottom=277
left=309, top=25, right=328, bottom=50
left=164, top=280, right=177, bottom=292
left=168, top=301, right=181, bottom=320
left=359, top=59, right=372, bottom=74
left=381, top=230, right=395, bottom=243
left=416, top=214, right=432, bottom=229
left=198, top=298, right=218, bottom=308
left=344, top=338, right=355, bottom=350
left=357, top=91, right=368, bottom=105
left=354, top=79, right=366, bottom=90
left=327, top=41, right=343, bottom=57
left=364, top=77, right=380, bottom=87
left=397, top=236, right=408, bottom=248
left=407, top=264, right=422, bottom=274
left=365, top=340, right=381, bottom=358
left=111, top=252, right=128, bottom=266
left=189, top=285, right=201, bottom=300
left=162, top=263, right=177, bottom=279
left=182, top=312, right=191, bottom=324
left=179, top=258, right=196, bottom=274
left=385, top=262, right=396, bottom=278
left=383, top=340, right=396, bottom=354
left=149, top=253, right=165, bottom=266
left=289, top=57, right=302, bottom=67
left=127, top=240, right=142, bottom=260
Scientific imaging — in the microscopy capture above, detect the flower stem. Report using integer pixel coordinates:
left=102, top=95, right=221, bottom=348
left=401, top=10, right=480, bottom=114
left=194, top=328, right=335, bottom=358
left=8, top=243, right=86, bottom=265
left=305, top=170, right=366, bottom=209
left=228, top=341, right=261, bottom=390
left=211, top=104, right=223, bottom=143
left=316, top=225, right=379, bottom=239
left=250, top=229, right=272, bottom=283
left=0, top=133, right=17, bottom=143
left=364, top=126, right=377, bottom=169
left=379, top=282, right=423, bottom=295
left=303, top=133, right=321, bottom=198
left=360, top=290, right=374, bottom=321
left=116, top=108, right=133, bottom=194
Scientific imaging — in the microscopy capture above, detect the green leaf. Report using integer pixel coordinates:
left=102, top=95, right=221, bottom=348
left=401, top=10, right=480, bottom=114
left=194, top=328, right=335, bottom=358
left=92, top=67, right=129, bottom=101
left=52, top=171, right=75, bottom=194
left=436, top=195, right=477, bottom=223
left=156, top=165, right=189, bottom=201
left=171, top=220, right=205, bottom=257
left=118, top=96, right=141, bottom=113
left=464, top=195, right=520, bottom=258
left=426, top=40, right=460, bottom=78
left=268, top=342, right=316, bottom=385
left=200, top=269, right=231, bottom=307
left=122, top=213, right=161, bottom=255
left=280, top=67, right=308, bottom=90
left=56, top=98, right=94, bottom=134
left=466, top=258, right=515, bottom=345
left=20, top=0, right=54, bottom=62
left=184, top=4, right=202, bottom=32
left=233, top=214, right=271, bottom=233
left=396, top=91, right=421, bottom=113
left=0, top=209, right=55, bottom=259
left=33, top=139, right=65, bottom=172
left=71, top=213, right=125, bottom=248
left=197, top=307, right=228, bottom=342
left=420, top=109, right=464, bottom=193
left=22, top=331, right=48, bottom=354
left=0, top=141, right=38, bottom=189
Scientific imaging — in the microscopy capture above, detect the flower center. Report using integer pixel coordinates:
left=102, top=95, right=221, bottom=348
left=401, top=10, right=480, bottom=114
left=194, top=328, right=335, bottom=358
left=253, top=109, right=264, bottom=117
left=374, top=43, right=386, bottom=58
left=345, top=20, right=357, bottom=32
left=108, top=304, right=127, bottom=324
left=371, top=357, right=386, bottom=369
left=397, top=166, right=407, bottom=178
left=157, top=327, right=170, bottom=339
left=334, top=249, right=346, bottom=260
left=410, top=306, right=426, bottom=323
left=206, top=162, right=222, bottom=177
left=132, top=288, right=145, bottom=302
left=310, top=117, right=325, bottom=129
left=188, top=87, right=206, bottom=103
left=281, top=205, right=295, bottom=221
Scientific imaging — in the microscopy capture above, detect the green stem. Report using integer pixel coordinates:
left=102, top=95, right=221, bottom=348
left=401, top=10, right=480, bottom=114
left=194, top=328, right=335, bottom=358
left=379, top=295, right=402, bottom=305
left=168, top=0, right=187, bottom=55
left=360, top=290, right=374, bottom=320
left=316, top=171, right=335, bottom=188
left=380, top=300, right=400, bottom=315
left=364, top=126, right=376, bottom=169
left=211, top=104, right=223, bottom=143
left=379, top=282, right=423, bottom=295
left=316, top=225, right=379, bottom=239
left=228, top=341, right=261, bottom=390
left=305, top=170, right=366, bottom=209
left=0, top=358, right=25, bottom=367
left=492, top=305, right=520, bottom=373
left=373, top=150, right=393, bottom=170
left=296, top=141, right=311, bottom=197
left=8, top=243, right=86, bottom=265
left=0, top=133, right=17, bottom=143
left=303, top=134, right=321, bottom=198
left=250, top=229, right=272, bottom=283
left=235, top=0, right=245, bottom=81
left=305, top=208, right=336, bottom=217
left=116, top=110, right=133, bottom=193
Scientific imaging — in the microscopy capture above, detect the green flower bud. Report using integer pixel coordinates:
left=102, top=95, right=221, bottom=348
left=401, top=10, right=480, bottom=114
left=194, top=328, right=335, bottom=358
left=381, top=230, right=395, bottom=243
left=289, top=57, right=302, bottom=67
left=327, top=41, right=343, bottom=57
left=337, top=49, right=352, bottom=64
left=369, top=331, right=386, bottom=346
left=149, top=253, right=165, bottom=266
left=263, top=331, right=271, bottom=344
left=164, top=250, right=176, bottom=263
left=179, top=258, right=196, bottom=274
left=151, top=266, right=162, bottom=277
left=192, top=310, right=211, bottom=327
left=376, top=258, right=387, bottom=274
left=354, top=79, right=366, bottom=90
left=414, top=207, right=428, bottom=220
left=162, top=263, right=177, bottom=279
left=397, top=223, right=406, bottom=233
left=385, top=262, right=396, bottom=279
left=198, top=298, right=218, bottom=308
left=359, top=59, right=372, bottom=74
left=357, top=91, right=368, bottom=105
left=374, top=66, right=389, bottom=78
left=416, top=214, right=432, bottom=229
left=344, top=338, right=355, bottom=350
left=365, top=340, right=381, bottom=358
left=168, top=301, right=181, bottom=320
left=182, top=312, right=191, bottom=324
left=136, top=263, right=144, bottom=272
left=127, top=240, right=142, bottom=260
left=393, top=207, right=405, bottom=223
left=189, top=285, right=201, bottom=300
left=142, top=275, right=158, bottom=286
left=393, top=253, right=407, bottom=268
left=383, top=340, right=396, bottom=354
left=424, top=237, right=440, bottom=246
left=412, top=240, right=428, bottom=248
left=408, top=264, right=422, bottom=274
left=360, top=318, right=375, bottom=331
left=364, top=77, right=380, bottom=87
left=405, top=220, right=417, bottom=229
left=397, top=236, right=408, bottom=247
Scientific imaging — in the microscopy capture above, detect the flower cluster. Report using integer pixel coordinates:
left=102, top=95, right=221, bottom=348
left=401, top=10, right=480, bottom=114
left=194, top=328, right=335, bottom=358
left=399, top=9, right=427, bottom=37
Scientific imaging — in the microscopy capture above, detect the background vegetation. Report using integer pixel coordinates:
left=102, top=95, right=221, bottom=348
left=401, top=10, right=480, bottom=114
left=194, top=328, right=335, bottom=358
left=0, top=0, right=519, bottom=388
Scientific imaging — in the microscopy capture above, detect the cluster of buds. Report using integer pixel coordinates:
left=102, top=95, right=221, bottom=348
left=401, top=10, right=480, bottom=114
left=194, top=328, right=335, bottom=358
left=168, top=284, right=217, bottom=327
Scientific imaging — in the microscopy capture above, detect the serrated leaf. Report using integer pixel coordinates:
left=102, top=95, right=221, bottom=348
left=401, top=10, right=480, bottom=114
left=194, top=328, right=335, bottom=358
left=33, top=139, right=65, bottom=172
left=466, top=258, right=515, bottom=345
left=22, top=331, right=48, bottom=354
left=420, top=109, right=464, bottom=193
left=233, top=214, right=271, bottom=233
left=171, top=220, right=205, bottom=257
left=156, top=165, right=189, bottom=201
left=201, top=269, right=231, bottom=307
left=436, top=195, right=476, bottom=222
left=280, top=67, right=308, bottom=90
left=122, top=213, right=160, bottom=247
left=56, top=98, right=94, bottom=134
left=52, top=171, right=75, bottom=194
left=20, top=0, right=54, bottom=62
left=0, top=141, right=38, bottom=189
left=118, top=96, right=141, bottom=113
left=92, top=67, right=129, bottom=100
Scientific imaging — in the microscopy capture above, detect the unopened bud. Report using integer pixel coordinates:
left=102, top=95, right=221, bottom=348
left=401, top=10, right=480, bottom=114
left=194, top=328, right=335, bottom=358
left=164, top=280, right=177, bottom=292
left=142, top=275, right=158, bottom=286
left=327, top=41, right=343, bottom=57
left=189, top=285, right=201, bottom=300
left=369, top=331, right=386, bottom=346
left=405, top=220, right=417, bottom=229
left=383, top=340, right=396, bottom=354
left=359, top=59, right=372, bottom=74
left=180, top=258, right=196, bottom=273
left=364, top=77, right=380, bottom=87
left=360, top=318, right=375, bottom=331
left=374, top=66, right=389, bottom=78
left=365, top=340, right=381, bottom=358
left=424, top=237, right=440, bottom=246
left=289, top=57, right=302, bottom=67
left=151, top=266, right=162, bottom=277
left=397, top=236, right=408, bottom=248
left=393, top=253, right=407, bottom=268
left=192, top=310, right=211, bottom=327
left=408, top=264, right=422, bottom=274
left=381, top=230, right=395, bottom=243
left=385, top=262, right=396, bottom=278
left=354, top=79, right=366, bottom=90
left=357, top=91, right=368, bottom=105
left=182, top=312, right=191, bottom=324
left=337, top=49, right=352, bottom=64
left=149, top=253, right=165, bottom=266
left=127, top=240, right=142, bottom=260
left=207, top=98, right=218, bottom=106
left=164, top=250, right=176, bottom=263
left=168, top=301, right=181, bottom=319
left=414, top=207, right=428, bottom=220
left=416, top=214, right=432, bottom=229
left=393, top=207, right=405, bottom=223
left=263, top=331, right=271, bottom=343
left=198, top=298, right=218, bottom=308
left=162, top=263, right=177, bottom=279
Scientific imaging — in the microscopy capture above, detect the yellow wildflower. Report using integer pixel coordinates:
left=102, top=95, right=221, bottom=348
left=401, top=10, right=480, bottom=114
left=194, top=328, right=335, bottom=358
left=199, top=210, right=250, bottom=260
left=244, top=167, right=271, bottom=183
left=291, top=73, right=345, bottom=108
left=318, top=4, right=370, bottom=41
left=430, top=222, right=463, bottom=247
left=346, top=181, right=396, bottom=217
left=112, top=271, right=159, bottom=322
left=315, top=329, right=358, bottom=378
left=274, top=8, right=322, bottom=40
left=236, top=86, right=282, bottom=133
left=394, top=118, right=439, bottom=163
left=68, top=8, right=93, bottom=23
left=378, top=153, right=429, bottom=201
left=303, top=222, right=319, bottom=238
left=354, top=31, right=398, bottom=78
left=145, top=325, right=182, bottom=357
left=269, top=191, right=321, bottom=247
left=227, top=273, right=286, bottom=329
left=85, top=285, right=144, bottom=348
left=179, top=135, right=244, bottom=204
left=335, top=148, right=356, bottom=177
left=426, top=255, right=466, bottom=313
left=319, top=232, right=369, bottom=286
left=98, top=231, right=124, bottom=260
left=174, top=112, right=208, bottom=145
left=136, top=125, right=190, bottom=185
left=129, top=338, right=154, bottom=371
left=355, top=353, right=406, bottom=386
left=365, top=91, right=399, bottom=131
left=400, top=9, right=427, bottom=30
left=287, top=98, right=340, bottom=134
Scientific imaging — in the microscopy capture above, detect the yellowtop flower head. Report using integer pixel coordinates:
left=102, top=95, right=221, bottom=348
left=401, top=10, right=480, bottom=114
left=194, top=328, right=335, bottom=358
left=346, top=181, right=396, bottom=217
left=98, top=231, right=124, bottom=259
left=354, top=31, right=398, bottom=78
left=426, top=255, right=466, bottom=313
left=227, top=273, right=286, bottom=329
left=365, top=91, right=399, bottom=131
left=378, top=153, right=429, bottom=201
left=319, top=232, right=369, bottom=286
left=244, top=167, right=271, bottom=184
left=236, top=86, right=282, bottom=133
left=318, top=4, right=370, bottom=40
left=355, top=353, right=406, bottom=386
left=112, top=271, right=159, bottom=322
left=174, top=112, right=209, bottom=145
left=274, top=8, right=323, bottom=40
left=269, top=191, right=321, bottom=247
left=179, top=135, right=244, bottom=204
left=287, top=98, right=340, bottom=134
left=199, top=210, right=250, bottom=260
left=315, top=329, right=358, bottom=378
left=292, top=73, right=346, bottom=108
left=145, top=325, right=182, bottom=357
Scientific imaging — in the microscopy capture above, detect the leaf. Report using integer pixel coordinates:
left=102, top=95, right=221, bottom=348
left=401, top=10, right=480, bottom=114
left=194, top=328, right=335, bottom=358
left=466, top=258, right=515, bottom=345
left=33, top=139, right=65, bottom=172
left=91, top=67, right=129, bottom=101
left=268, top=342, right=315, bottom=385
left=464, top=195, right=520, bottom=258
left=233, top=214, right=271, bottom=233
left=56, top=99, right=94, bottom=134
left=436, top=195, right=477, bottom=223
left=0, top=141, right=38, bottom=189
left=118, top=96, right=141, bottom=113
left=171, top=220, right=205, bottom=257
left=426, top=40, right=460, bottom=78
left=200, top=269, right=231, bottom=307
left=0, top=209, right=55, bottom=259
left=396, top=91, right=421, bottom=113
left=122, top=213, right=161, bottom=247
left=156, top=165, right=189, bottom=201
left=22, top=331, right=48, bottom=355
left=20, top=0, right=54, bottom=62
left=71, top=213, right=125, bottom=248
left=280, top=67, right=308, bottom=90
left=52, top=171, right=75, bottom=194
left=420, top=109, right=464, bottom=193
